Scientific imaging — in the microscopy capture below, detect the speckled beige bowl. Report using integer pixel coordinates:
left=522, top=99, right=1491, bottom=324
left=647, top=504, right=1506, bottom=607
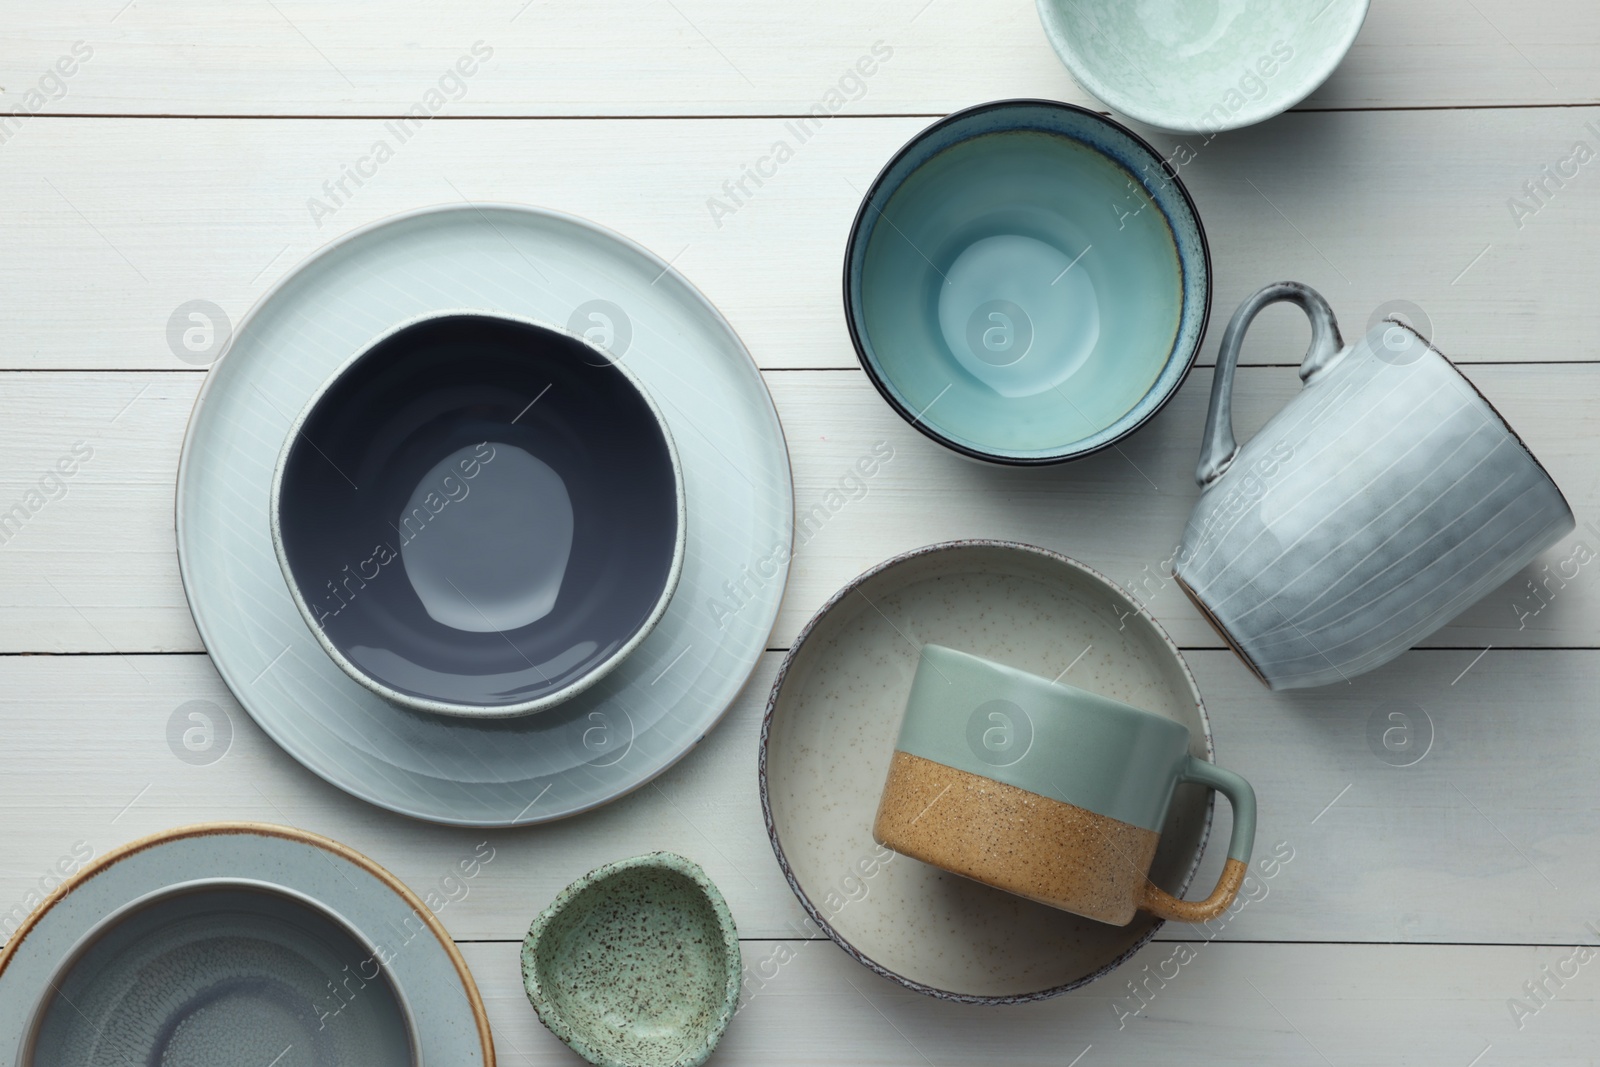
left=760, top=540, right=1216, bottom=1002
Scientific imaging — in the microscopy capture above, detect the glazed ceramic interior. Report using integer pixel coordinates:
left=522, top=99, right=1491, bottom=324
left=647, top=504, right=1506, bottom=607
left=274, top=311, right=682, bottom=716
left=27, top=882, right=415, bottom=1066
left=529, top=859, right=737, bottom=1066
left=1036, top=0, right=1370, bottom=133
left=763, top=541, right=1213, bottom=1000
left=846, top=101, right=1208, bottom=463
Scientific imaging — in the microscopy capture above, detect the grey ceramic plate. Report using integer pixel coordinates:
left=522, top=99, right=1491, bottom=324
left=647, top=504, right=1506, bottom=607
left=760, top=541, right=1215, bottom=1002
left=175, top=203, right=793, bottom=825
left=0, top=823, right=492, bottom=1064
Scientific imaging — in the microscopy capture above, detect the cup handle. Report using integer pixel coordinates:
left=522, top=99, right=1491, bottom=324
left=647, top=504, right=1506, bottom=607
left=1139, top=755, right=1257, bottom=923
left=1195, top=281, right=1344, bottom=488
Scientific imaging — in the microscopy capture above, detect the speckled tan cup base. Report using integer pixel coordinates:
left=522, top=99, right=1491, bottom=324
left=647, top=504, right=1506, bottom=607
left=873, top=751, right=1160, bottom=926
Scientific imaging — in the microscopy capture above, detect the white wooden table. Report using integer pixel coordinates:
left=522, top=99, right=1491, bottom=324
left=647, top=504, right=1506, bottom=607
left=3, top=2, right=1598, bottom=1062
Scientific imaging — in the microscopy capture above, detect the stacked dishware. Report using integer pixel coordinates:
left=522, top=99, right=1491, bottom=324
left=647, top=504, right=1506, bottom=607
left=176, top=204, right=793, bottom=827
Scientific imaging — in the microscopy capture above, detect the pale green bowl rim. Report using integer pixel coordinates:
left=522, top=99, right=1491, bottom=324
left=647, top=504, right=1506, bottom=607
left=521, top=851, right=742, bottom=1067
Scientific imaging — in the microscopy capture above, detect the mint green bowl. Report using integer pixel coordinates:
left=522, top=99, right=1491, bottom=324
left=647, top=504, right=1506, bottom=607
left=1036, top=0, right=1370, bottom=134
left=521, top=853, right=741, bottom=1067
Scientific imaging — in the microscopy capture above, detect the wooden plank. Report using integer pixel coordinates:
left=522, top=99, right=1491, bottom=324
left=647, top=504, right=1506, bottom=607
left=0, top=366, right=1593, bottom=654
left=463, top=940, right=1600, bottom=1066
left=0, top=651, right=785, bottom=946
left=2, top=649, right=1597, bottom=945
left=2, top=1, right=1597, bottom=117
left=0, top=109, right=1599, bottom=371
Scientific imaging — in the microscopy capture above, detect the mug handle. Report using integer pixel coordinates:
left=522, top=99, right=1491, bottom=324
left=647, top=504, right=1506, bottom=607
left=1139, top=756, right=1257, bottom=923
left=1196, top=281, right=1344, bottom=488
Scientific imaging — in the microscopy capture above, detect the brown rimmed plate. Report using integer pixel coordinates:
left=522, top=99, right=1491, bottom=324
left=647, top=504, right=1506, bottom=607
left=0, top=823, right=494, bottom=1063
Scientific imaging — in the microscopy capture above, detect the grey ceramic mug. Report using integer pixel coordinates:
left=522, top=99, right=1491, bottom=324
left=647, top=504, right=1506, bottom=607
left=1174, top=282, right=1575, bottom=689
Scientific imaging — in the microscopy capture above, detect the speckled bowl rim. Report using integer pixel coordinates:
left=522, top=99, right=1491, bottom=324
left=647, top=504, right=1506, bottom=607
left=0, top=821, right=495, bottom=1064
left=521, top=851, right=741, bottom=1067
left=758, top=539, right=1216, bottom=1004
left=268, top=307, right=689, bottom=720
left=1035, top=0, right=1371, bottom=134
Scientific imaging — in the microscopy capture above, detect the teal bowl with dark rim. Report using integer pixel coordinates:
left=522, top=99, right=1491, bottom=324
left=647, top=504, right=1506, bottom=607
left=844, top=99, right=1211, bottom=465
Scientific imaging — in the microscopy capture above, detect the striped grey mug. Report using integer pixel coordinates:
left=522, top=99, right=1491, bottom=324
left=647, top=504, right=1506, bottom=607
left=1173, top=282, right=1574, bottom=690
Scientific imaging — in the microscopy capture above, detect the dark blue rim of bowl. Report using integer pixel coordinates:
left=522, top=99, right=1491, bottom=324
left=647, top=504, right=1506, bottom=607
left=840, top=98, right=1213, bottom=467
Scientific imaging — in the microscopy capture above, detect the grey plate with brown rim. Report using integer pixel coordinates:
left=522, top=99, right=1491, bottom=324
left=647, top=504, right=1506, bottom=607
left=0, top=823, right=494, bottom=1064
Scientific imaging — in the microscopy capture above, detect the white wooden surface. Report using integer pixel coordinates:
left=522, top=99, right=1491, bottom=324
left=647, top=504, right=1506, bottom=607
left=3, top=110, right=1600, bottom=372
left=3, top=2, right=1600, bottom=1063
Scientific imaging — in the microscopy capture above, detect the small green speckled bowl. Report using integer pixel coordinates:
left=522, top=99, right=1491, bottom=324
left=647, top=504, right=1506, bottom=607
left=521, top=852, right=741, bottom=1067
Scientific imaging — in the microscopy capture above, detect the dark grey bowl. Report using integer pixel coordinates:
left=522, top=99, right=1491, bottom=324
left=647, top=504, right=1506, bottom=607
left=270, top=310, right=686, bottom=719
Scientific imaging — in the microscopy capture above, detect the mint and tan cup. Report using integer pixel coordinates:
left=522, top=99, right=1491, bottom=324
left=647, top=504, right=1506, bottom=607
left=874, top=644, right=1256, bottom=926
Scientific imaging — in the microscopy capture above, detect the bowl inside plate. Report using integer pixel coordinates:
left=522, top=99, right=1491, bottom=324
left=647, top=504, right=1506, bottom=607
left=760, top=540, right=1215, bottom=1001
left=272, top=309, right=686, bottom=718
left=521, top=852, right=740, bottom=1067
left=844, top=100, right=1209, bottom=465
left=25, top=880, right=418, bottom=1066
left=1036, top=0, right=1370, bottom=133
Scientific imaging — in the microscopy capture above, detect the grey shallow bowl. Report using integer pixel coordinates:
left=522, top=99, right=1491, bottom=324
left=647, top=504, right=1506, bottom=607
left=24, top=879, right=419, bottom=1066
left=271, top=308, right=687, bottom=719
left=521, top=853, right=741, bottom=1067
